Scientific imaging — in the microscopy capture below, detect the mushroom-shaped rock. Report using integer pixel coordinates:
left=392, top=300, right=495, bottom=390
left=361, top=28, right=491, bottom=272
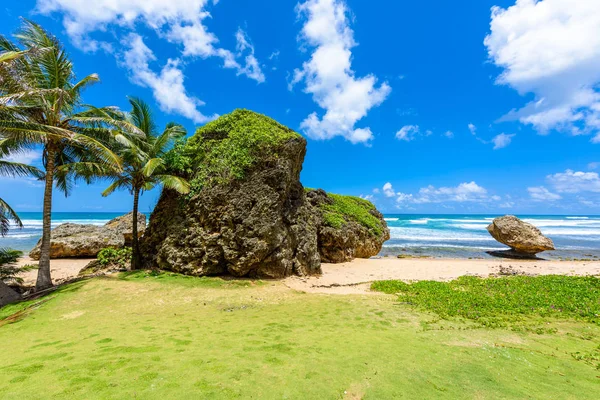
left=487, top=215, right=554, bottom=256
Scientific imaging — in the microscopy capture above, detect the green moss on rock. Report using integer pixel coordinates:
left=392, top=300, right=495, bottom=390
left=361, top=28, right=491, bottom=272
left=319, top=193, right=384, bottom=237
left=183, top=109, right=300, bottom=191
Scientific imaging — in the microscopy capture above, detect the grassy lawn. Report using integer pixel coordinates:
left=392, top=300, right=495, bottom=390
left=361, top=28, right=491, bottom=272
left=0, top=272, right=599, bottom=399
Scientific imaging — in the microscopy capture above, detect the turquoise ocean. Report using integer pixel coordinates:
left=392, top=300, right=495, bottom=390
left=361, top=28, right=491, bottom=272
left=2, top=213, right=600, bottom=260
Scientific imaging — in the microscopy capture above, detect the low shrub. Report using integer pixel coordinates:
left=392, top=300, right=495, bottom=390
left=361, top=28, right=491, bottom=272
left=371, top=275, right=600, bottom=327
left=97, top=247, right=132, bottom=269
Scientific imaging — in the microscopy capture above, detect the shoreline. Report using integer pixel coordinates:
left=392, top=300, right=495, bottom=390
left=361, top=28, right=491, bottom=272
left=16, top=256, right=600, bottom=295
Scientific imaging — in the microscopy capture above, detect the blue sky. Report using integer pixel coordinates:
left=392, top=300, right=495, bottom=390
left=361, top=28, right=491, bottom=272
left=1, top=0, right=599, bottom=214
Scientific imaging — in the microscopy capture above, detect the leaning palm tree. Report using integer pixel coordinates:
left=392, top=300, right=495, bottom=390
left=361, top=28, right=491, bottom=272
left=102, top=97, right=190, bottom=270
left=0, top=20, right=127, bottom=290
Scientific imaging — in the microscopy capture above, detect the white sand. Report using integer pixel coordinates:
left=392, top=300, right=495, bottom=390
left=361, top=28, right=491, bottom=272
left=284, top=257, right=600, bottom=294
left=16, top=256, right=600, bottom=295
left=17, top=257, right=94, bottom=286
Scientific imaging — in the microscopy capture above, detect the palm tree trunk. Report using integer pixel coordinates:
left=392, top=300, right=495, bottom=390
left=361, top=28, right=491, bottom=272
left=35, top=146, right=55, bottom=291
left=130, top=188, right=141, bottom=270
left=0, top=280, right=20, bottom=307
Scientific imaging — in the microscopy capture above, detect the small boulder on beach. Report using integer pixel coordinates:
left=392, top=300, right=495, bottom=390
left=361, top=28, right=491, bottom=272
left=487, top=215, right=554, bottom=258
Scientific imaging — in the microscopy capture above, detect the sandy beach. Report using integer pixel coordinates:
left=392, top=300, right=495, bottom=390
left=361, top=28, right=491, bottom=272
left=16, top=257, right=94, bottom=287
left=16, top=256, right=600, bottom=294
left=285, top=257, right=600, bottom=294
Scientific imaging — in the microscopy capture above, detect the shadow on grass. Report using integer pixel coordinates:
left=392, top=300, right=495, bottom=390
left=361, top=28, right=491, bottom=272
left=116, top=269, right=268, bottom=289
left=0, top=279, right=91, bottom=325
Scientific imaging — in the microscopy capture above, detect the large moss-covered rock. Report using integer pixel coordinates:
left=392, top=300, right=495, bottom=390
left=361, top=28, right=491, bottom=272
left=307, top=189, right=390, bottom=263
left=29, top=212, right=145, bottom=259
left=141, top=110, right=321, bottom=278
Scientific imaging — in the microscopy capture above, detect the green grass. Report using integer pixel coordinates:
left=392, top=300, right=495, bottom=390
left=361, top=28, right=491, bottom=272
left=183, top=109, right=300, bottom=191
left=319, top=193, right=385, bottom=237
left=371, top=275, right=600, bottom=329
left=1, top=274, right=600, bottom=398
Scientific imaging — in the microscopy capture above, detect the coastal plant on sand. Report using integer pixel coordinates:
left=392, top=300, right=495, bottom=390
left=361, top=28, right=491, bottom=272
left=371, top=275, right=600, bottom=328
left=101, top=97, right=190, bottom=269
left=0, top=20, right=125, bottom=290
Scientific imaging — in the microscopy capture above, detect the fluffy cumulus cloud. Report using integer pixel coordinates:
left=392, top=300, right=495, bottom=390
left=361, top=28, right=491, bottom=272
left=547, top=169, right=600, bottom=193
left=122, top=35, right=216, bottom=123
left=492, top=133, right=515, bottom=149
left=37, top=0, right=264, bottom=120
left=527, top=186, right=561, bottom=201
left=395, top=125, right=420, bottom=142
left=395, top=181, right=492, bottom=204
left=485, top=0, right=600, bottom=142
left=382, top=182, right=395, bottom=197
left=291, top=0, right=391, bottom=144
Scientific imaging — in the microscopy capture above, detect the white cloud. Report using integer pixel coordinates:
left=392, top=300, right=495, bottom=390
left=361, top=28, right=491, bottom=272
left=547, top=169, right=600, bottom=193
left=359, top=194, right=374, bottom=201
left=3, top=150, right=41, bottom=165
left=395, top=125, right=420, bottom=142
left=382, top=182, right=395, bottom=197
left=444, top=130, right=454, bottom=139
left=492, top=133, right=515, bottom=149
left=587, top=162, right=600, bottom=170
left=37, top=0, right=264, bottom=120
left=234, top=28, right=266, bottom=83
left=528, top=186, right=561, bottom=201
left=292, top=0, right=391, bottom=144
left=485, top=0, right=600, bottom=141
left=396, top=181, right=491, bottom=204
left=468, top=123, right=477, bottom=135
left=122, top=34, right=216, bottom=123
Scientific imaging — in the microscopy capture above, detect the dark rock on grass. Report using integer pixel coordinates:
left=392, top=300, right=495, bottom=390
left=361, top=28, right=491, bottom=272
left=307, top=189, right=390, bottom=263
left=487, top=215, right=554, bottom=258
left=0, top=280, right=21, bottom=307
left=141, top=110, right=321, bottom=278
left=29, top=212, right=146, bottom=260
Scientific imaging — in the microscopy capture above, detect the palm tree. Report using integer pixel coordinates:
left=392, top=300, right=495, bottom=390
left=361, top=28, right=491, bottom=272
left=0, top=20, right=126, bottom=290
left=102, top=97, right=190, bottom=270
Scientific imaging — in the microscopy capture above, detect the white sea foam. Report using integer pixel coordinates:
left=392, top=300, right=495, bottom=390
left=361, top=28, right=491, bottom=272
left=384, top=218, right=399, bottom=221
left=453, top=223, right=489, bottom=230
left=408, top=218, right=429, bottom=225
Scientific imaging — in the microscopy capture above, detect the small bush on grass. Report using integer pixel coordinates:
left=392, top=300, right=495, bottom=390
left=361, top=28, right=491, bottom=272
left=371, top=275, right=600, bottom=327
left=97, top=248, right=132, bottom=270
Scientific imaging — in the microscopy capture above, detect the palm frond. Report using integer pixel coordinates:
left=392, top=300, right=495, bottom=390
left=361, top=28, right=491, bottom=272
left=0, top=197, right=21, bottom=236
left=142, top=157, right=164, bottom=177
left=155, top=174, right=190, bottom=194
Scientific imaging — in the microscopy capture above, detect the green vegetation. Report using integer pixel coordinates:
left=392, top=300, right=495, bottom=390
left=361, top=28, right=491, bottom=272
left=320, top=193, right=385, bottom=237
left=101, top=97, right=190, bottom=269
left=97, top=248, right=133, bottom=270
left=1, top=275, right=599, bottom=398
left=0, top=20, right=125, bottom=290
left=182, top=109, right=300, bottom=191
left=371, top=275, right=600, bottom=329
